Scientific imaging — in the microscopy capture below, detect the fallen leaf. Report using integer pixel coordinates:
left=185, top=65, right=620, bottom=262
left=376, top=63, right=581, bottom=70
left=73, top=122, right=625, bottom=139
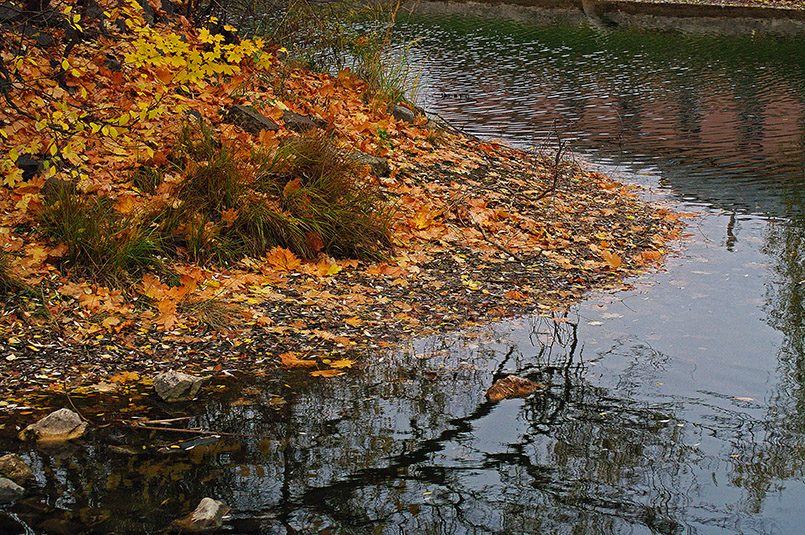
left=600, top=250, right=622, bottom=269
left=311, top=369, right=343, bottom=377
left=486, top=375, right=545, bottom=402
left=279, top=352, right=317, bottom=367
left=110, top=371, right=140, bottom=384
left=266, top=246, right=301, bottom=272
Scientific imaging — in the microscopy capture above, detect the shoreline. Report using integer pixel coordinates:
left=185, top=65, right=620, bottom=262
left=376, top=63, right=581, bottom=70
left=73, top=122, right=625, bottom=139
left=405, top=0, right=805, bottom=35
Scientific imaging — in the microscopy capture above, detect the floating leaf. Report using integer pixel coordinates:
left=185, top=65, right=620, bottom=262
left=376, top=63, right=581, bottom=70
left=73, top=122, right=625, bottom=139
left=311, top=369, right=342, bottom=378
left=110, top=371, right=140, bottom=384
left=279, top=352, right=317, bottom=367
left=485, top=375, right=545, bottom=402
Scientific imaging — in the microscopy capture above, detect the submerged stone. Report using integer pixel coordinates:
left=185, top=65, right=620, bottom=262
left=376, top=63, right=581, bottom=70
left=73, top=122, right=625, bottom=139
left=18, top=408, right=88, bottom=443
left=170, top=497, right=230, bottom=533
left=0, top=477, right=24, bottom=504
left=0, top=453, right=33, bottom=484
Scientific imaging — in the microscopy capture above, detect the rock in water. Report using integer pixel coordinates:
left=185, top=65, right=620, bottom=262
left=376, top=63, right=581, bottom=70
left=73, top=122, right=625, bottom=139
left=485, top=375, right=545, bottom=402
left=0, top=477, right=24, bottom=504
left=18, top=408, right=88, bottom=443
left=0, top=453, right=33, bottom=484
left=154, top=370, right=206, bottom=402
left=171, top=497, right=230, bottom=533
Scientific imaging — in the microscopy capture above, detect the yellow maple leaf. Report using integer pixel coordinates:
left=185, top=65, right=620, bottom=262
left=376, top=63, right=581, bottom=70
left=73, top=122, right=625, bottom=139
left=329, top=359, right=353, bottom=368
left=344, top=316, right=361, bottom=327
left=110, top=371, right=140, bottom=384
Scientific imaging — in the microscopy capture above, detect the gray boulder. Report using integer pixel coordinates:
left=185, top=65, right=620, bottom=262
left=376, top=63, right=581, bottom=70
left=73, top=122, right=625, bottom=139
left=154, top=370, right=205, bottom=402
left=282, top=110, right=326, bottom=132
left=391, top=104, right=416, bottom=123
left=224, top=104, right=279, bottom=135
left=18, top=408, right=88, bottom=443
left=0, top=477, right=24, bottom=504
left=170, top=497, right=230, bottom=533
left=0, top=453, right=33, bottom=484
left=348, top=151, right=390, bottom=177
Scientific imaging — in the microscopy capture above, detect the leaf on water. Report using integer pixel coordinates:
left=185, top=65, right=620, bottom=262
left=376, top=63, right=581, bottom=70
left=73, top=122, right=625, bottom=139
left=600, top=250, right=622, bottom=269
left=329, top=359, right=353, bottom=368
left=279, top=351, right=317, bottom=367
left=311, top=369, right=342, bottom=378
left=486, top=375, right=545, bottom=402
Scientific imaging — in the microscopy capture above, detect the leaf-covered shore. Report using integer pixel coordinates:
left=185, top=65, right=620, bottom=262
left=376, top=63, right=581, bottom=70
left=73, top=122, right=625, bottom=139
left=0, top=0, right=686, bottom=403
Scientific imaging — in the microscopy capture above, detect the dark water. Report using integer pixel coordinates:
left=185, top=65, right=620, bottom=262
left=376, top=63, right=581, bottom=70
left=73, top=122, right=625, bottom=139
left=4, top=10, right=805, bottom=535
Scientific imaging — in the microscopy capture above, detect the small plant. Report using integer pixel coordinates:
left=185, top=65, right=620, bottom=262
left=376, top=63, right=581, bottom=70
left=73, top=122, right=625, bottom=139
left=130, top=164, right=163, bottom=195
left=180, top=297, right=242, bottom=331
left=426, top=124, right=446, bottom=147
left=40, top=190, right=165, bottom=285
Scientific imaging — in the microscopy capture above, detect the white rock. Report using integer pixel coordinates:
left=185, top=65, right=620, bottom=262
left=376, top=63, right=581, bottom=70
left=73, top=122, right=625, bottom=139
left=154, top=370, right=205, bottom=402
left=18, top=408, right=88, bottom=443
left=171, top=497, right=230, bottom=533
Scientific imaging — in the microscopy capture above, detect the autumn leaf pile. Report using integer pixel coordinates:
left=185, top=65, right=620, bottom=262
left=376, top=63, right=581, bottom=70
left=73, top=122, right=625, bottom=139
left=0, top=0, right=686, bottom=396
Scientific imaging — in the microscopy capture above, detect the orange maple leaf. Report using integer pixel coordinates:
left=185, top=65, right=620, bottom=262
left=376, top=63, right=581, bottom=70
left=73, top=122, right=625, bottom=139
left=266, top=246, right=301, bottom=272
left=311, top=369, right=343, bottom=377
left=279, top=351, right=317, bottom=367
left=600, top=250, right=622, bottom=269
left=110, top=371, right=140, bottom=383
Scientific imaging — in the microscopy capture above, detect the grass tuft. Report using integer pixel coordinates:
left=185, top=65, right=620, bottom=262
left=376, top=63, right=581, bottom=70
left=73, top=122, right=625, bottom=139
left=40, top=190, right=165, bottom=285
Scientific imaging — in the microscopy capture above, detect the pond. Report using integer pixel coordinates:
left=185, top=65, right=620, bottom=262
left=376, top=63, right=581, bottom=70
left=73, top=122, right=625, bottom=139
left=3, top=6, right=805, bottom=534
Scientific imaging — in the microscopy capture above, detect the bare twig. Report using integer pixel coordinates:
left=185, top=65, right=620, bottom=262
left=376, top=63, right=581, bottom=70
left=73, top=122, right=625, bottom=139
left=534, top=132, right=567, bottom=202
left=123, top=422, right=260, bottom=438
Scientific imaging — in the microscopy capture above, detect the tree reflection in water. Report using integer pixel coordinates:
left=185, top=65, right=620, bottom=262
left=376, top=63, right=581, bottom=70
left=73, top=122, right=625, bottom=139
left=2, top=313, right=701, bottom=534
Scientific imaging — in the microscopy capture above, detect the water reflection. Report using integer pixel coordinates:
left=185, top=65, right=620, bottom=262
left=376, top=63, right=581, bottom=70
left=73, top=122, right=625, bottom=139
left=2, top=315, right=709, bottom=534
left=394, top=12, right=805, bottom=218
